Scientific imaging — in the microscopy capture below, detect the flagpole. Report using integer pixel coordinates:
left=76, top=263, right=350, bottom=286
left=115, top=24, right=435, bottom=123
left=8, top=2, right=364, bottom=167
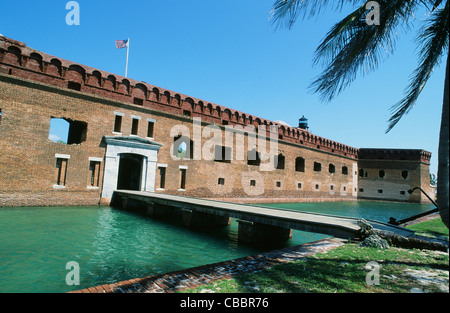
left=125, top=38, right=130, bottom=77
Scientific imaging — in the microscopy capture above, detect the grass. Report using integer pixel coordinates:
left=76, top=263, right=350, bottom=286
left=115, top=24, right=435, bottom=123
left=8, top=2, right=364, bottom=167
left=406, top=218, right=449, bottom=241
left=178, top=218, right=449, bottom=293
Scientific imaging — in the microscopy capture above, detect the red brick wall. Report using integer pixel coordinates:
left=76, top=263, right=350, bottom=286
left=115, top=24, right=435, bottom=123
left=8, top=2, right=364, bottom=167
left=0, top=35, right=433, bottom=207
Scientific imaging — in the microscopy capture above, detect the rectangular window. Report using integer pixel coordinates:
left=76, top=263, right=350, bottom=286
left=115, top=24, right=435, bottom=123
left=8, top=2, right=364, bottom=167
left=314, top=162, right=322, bottom=172
left=133, top=97, right=143, bottom=106
left=131, top=118, right=139, bottom=135
left=89, top=160, right=101, bottom=187
left=378, top=189, right=383, bottom=194
left=158, top=166, right=166, bottom=189
left=114, top=114, right=122, bottom=133
left=297, top=183, right=302, bottom=189
left=295, top=157, right=305, bottom=172
left=68, top=81, right=81, bottom=91
left=215, top=145, right=231, bottom=163
left=179, top=168, right=187, bottom=190
left=55, top=157, right=69, bottom=187
left=359, top=188, right=364, bottom=192
left=218, top=178, right=225, bottom=185
left=250, top=180, right=256, bottom=187
left=147, top=120, right=155, bottom=138
left=276, top=181, right=281, bottom=188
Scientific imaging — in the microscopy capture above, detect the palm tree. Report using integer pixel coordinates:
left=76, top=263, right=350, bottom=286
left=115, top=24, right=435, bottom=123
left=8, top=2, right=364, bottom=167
left=270, top=0, right=449, bottom=228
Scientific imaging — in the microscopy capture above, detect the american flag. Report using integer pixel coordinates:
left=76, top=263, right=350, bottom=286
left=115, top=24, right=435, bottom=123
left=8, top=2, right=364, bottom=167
left=115, top=39, right=129, bottom=49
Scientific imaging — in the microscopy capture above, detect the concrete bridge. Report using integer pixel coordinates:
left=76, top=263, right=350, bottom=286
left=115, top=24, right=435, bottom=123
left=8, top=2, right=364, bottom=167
left=111, top=190, right=414, bottom=246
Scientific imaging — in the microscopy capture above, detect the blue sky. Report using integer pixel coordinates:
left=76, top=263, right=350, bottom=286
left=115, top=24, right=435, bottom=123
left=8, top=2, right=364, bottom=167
left=0, top=0, right=445, bottom=175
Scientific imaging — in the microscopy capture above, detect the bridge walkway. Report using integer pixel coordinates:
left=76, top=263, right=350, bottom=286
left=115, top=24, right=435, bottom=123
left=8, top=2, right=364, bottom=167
left=112, top=190, right=415, bottom=240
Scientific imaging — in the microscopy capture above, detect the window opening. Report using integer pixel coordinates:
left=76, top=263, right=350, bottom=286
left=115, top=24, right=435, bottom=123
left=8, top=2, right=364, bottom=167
left=49, top=118, right=87, bottom=145
left=131, top=118, right=139, bottom=135
left=179, top=168, right=186, bottom=190
left=56, top=158, right=68, bottom=186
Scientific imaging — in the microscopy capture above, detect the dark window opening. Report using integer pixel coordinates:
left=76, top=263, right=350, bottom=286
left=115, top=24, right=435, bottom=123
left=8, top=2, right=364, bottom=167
left=401, top=170, right=408, bottom=179
left=68, top=81, right=81, bottom=91
left=342, top=166, right=348, bottom=175
left=222, top=120, right=229, bottom=125
left=359, top=188, right=364, bottom=192
left=379, top=170, right=386, bottom=179
left=49, top=118, right=87, bottom=145
left=114, top=115, right=122, bottom=133
left=276, top=154, right=285, bottom=170
left=159, top=167, right=166, bottom=189
left=378, top=189, right=383, bottom=194
left=295, top=157, right=305, bottom=172
left=218, top=178, right=225, bottom=185
left=276, top=181, right=281, bottom=188
left=314, top=162, right=322, bottom=172
left=147, top=121, right=154, bottom=138
left=133, top=98, right=143, bottom=106
left=55, top=158, right=68, bottom=186
left=343, top=186, right=347, bottom=191
left=315, top=184, right=320, bottom=190
left=247, top=149, right=261, bottom=166
left=329, top=164, right=335, bottom=174
left=131, top=118, right=139, bottom=135
left=250, top=180, right=256, bottom=187
left=330, top=185, right=334, bottom=190
left=215, top=145, right=232, bottom=163
left=400, top=190, right=406, bottom=195
left=297, top=183, right=302, bottom=189
left=359, top=169, right=368, bottom=178
left=183, top=110, right=191, bottom=117
left=179, top=168, right=186, bottom=190
left=89, top=161, right=101, bottom=187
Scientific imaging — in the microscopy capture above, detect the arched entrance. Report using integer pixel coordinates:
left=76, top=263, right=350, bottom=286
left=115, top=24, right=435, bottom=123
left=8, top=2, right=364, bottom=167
left=101, top=136, right=162, bottom=201
left=117, top=153, right=143, bottom=191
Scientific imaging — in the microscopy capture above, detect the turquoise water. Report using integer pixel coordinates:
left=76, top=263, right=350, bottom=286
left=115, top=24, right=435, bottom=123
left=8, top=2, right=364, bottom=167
left=0, top=201, right=434, bottom=293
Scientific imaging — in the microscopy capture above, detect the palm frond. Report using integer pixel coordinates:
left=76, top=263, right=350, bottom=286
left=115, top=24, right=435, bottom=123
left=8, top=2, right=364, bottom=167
left=308, top=0, right=422, bottom=102
left=269, top=0, right=365, bottom=30
left=387, top=0, right=449, bottom=132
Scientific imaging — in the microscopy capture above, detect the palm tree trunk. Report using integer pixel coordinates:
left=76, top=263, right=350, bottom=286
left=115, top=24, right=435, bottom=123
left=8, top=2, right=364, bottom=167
left=436, top=48, right=449, bottom=229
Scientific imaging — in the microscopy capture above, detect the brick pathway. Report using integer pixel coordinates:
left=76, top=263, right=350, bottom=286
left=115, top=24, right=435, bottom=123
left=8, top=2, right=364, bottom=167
left=70, top=238, right=344, bottom=293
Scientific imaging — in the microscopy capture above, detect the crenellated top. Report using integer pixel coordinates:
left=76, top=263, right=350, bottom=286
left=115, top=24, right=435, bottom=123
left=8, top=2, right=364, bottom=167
left=0, top=35, right=358, bottom=159
left=358, top=149, right=432, bottom=164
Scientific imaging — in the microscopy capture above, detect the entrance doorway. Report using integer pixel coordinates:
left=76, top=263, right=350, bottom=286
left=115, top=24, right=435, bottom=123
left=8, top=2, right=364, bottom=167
left=117, top=153, right=143, bottom=191
left=101, top=136, right=162, bottom=200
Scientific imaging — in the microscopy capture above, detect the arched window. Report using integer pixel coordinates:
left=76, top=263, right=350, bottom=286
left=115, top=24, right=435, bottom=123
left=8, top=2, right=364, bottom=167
left=173, top=135, right=194, bottom=159
left=329, top=164, right=336, bottom=174
left=276, top=153, right=285, bottom=170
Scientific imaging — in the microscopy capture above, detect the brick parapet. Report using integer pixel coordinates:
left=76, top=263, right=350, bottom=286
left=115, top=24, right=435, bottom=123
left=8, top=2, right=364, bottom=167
left=0, top=35, right=358, bottom=159
left=358, top=148, right=432, bottom=164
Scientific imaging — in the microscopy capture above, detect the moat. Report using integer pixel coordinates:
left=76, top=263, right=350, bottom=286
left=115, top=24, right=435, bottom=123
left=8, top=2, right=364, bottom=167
left=0, top=201, right=434, bottom=293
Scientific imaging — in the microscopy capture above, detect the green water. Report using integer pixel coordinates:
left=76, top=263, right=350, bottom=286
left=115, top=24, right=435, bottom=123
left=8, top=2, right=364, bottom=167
left=0, top=201, right=434, bottom=293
